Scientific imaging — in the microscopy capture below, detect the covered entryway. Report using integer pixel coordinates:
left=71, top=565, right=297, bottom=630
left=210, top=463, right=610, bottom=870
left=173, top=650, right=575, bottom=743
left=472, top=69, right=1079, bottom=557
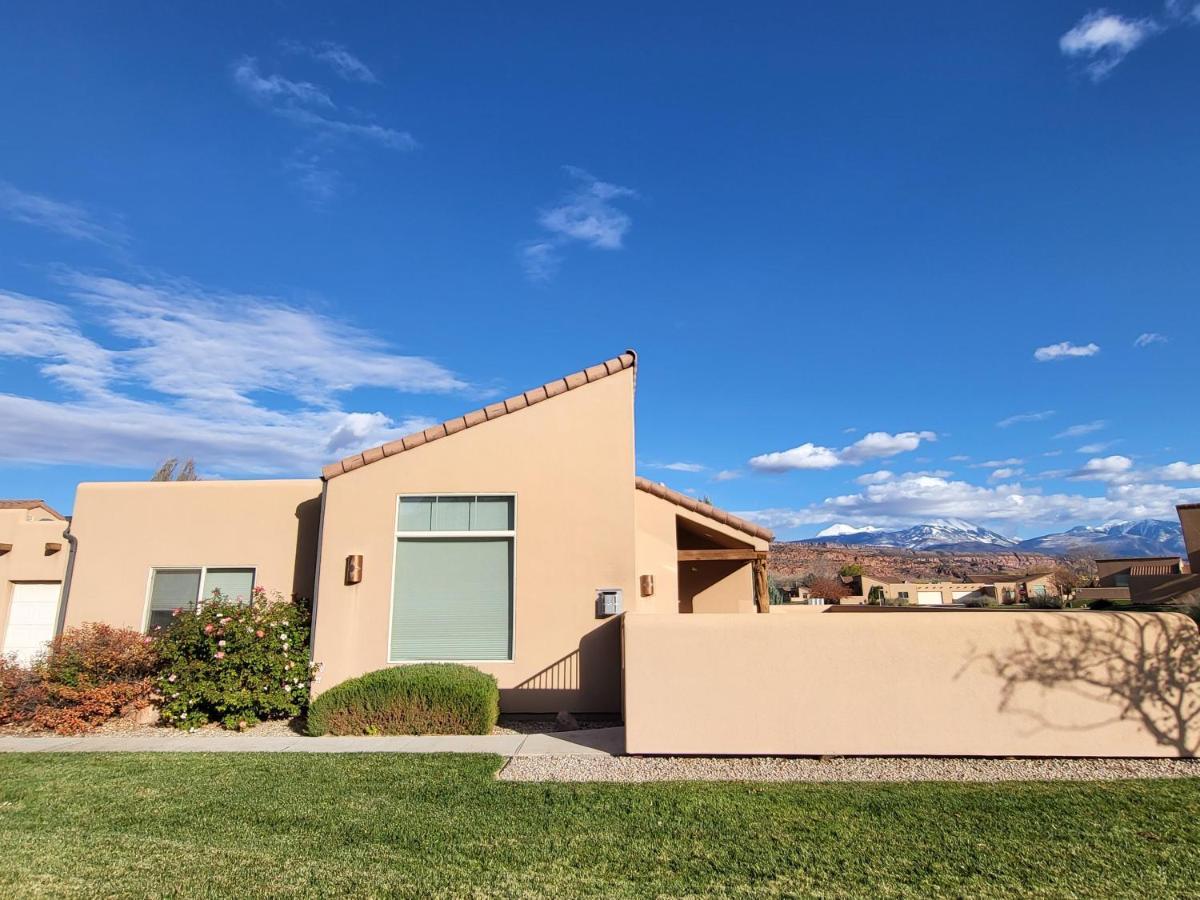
left=916, top=590, right=943, bottom=606
left=676, top=518, right=768, bottom=614
left=3, top=581, right=62, bottom=665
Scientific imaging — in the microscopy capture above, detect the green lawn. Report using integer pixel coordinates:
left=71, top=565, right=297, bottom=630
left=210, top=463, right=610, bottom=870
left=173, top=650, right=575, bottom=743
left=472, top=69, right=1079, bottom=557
left=1, top=754, right=1198, bottom=898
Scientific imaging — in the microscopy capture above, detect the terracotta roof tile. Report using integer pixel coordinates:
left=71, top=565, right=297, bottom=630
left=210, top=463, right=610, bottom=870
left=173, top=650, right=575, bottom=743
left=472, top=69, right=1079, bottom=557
left=323, top=351, right=638, bottom=480
left=0, top=500, right=66, bottom=521
left=634, top=476, right=774, bottom=542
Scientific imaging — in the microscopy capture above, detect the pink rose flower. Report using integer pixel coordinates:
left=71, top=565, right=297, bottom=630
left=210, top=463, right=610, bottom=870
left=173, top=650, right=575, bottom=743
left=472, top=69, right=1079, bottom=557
left=256, top=630, right=264, bottom=638
left=214, top=651, right=225, bottom=659
left=218, top=640, right=226, bottom=647
left=204, top=624, right=215, bottom=634
left=168, top=674, right=177, bottom=683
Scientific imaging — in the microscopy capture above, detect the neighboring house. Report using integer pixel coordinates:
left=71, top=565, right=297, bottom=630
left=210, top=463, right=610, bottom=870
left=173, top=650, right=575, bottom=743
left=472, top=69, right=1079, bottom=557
left=58, top=351, right=773, bottom=713
left=965, top=573, right=1056, bottom=604
left=1075, top=504, right=1200, bottom=606
left=847, top=572, right=1054, bottom=605
left=0, top=501, right=70, bottom=664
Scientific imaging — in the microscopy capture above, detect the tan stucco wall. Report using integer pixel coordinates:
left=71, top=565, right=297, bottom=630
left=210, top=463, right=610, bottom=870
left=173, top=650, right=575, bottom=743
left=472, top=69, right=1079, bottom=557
left=632, top=491, right=682, bottom=614
left=65, top=480, right=322, bottom=631
left=680, top=561, right=755, bottom=613
left=0, top=507, right=69, bottom=643
left=313, top=368, right=636, bottom=713
left=624, top=610, right=1200, bottom=756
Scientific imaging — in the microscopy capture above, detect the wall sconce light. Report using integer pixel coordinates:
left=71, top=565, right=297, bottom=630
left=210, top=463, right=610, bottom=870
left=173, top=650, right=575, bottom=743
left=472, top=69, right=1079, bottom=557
left=639, top=574, right=654, bottom=597
left=345, top=554, right=363, bottom=585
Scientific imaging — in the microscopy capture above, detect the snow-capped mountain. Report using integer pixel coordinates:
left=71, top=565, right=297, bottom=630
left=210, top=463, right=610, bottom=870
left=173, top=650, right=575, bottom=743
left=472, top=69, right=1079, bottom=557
left=803, top=518, right=1018, bottom=552
left=1016, top=519, right=1184, bottom=558
left=815, top=523, right=881, bottom=538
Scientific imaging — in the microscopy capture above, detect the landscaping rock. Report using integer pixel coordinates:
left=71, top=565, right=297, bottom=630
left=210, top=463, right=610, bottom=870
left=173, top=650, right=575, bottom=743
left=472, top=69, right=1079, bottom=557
left=554, top=711, right=579, bottom=732
left=122, top=705, right=160, bottom=726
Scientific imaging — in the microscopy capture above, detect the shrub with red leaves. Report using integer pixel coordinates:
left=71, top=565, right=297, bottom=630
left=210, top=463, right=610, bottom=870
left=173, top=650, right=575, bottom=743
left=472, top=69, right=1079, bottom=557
left=0, top=623, right=158, bottom=735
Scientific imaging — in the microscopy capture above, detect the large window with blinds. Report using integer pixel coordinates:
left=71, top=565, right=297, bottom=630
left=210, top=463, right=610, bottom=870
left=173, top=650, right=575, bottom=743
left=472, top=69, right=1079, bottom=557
left=390, top=495, right=515, bottom=662
left=144, top=566, right=256, bottom=632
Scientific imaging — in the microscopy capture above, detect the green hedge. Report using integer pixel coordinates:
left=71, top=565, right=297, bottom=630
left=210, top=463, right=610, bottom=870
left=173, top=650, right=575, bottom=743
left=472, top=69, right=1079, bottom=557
left=305, top=664, right=499, bottom=736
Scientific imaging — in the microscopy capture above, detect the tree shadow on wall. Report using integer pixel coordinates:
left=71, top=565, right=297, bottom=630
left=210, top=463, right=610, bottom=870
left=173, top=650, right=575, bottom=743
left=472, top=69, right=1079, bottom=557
left=979, top=612, right=1200, bottom=757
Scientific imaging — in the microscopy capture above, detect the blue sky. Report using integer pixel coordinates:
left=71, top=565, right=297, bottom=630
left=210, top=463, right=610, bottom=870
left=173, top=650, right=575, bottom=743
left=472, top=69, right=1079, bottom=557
left=1, top=2, right=1198, bottom=538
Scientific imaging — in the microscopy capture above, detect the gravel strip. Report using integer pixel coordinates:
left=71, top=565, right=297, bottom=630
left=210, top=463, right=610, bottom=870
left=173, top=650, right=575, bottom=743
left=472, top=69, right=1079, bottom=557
left=498, top=755, right=1200, bottom=783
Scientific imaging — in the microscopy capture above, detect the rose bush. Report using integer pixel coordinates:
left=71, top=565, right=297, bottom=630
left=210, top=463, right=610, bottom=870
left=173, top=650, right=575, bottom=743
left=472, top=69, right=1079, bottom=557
left=154, top=587, right=317, bottom=730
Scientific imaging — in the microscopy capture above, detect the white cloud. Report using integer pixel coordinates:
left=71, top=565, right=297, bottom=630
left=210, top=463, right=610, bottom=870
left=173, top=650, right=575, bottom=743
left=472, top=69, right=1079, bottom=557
left=989, top=467, right=1025, bottom=481
left=1056, top=420, right=1107, bottom=439
left=1077, top=440, right=1117, bottom=454
left=282, top=40, right=378, bottom=83
left=519, top=241, right=561, bottom=282
left=232, top=55, right=415, bottom=202
left=1059, top=11, right=1158, bottom=80
left=1158, top=461, right=1200, bottom=481
left=1034, top=340, right=1100, bottom=362
left=1071, top=455, right=1135, bottom=481
left=712, top=469, right=742, bottom=482
left=521, top=167, right=636, bottom=280
left=0, top=182, right=128, bottom=246
left=855, top=470, right=894, bottom=485
left=976, top=458, right=1024, bottom=469
left=996, top=410, right=1055, bottom=428
left=750, top=442, right=842, bottom=472
left=749, top=431, right=936, bottom=473
left=738, top=471, right=1200, bottom=532
left=651, top=461, right=706, bottom=473
left=0, top=275, right=466, bottom=474
left=233, top=57, right=334, bottom=108
left=948, top=454, right=970, bottom=462
left=1134, top=332, right=1168, bottom=348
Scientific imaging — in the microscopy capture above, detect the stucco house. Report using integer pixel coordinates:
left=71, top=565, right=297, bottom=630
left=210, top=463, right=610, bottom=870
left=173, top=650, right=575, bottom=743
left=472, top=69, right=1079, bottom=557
left=0, top=501, right=70, bottom=664
left=56, top=350, right=772, bottom=713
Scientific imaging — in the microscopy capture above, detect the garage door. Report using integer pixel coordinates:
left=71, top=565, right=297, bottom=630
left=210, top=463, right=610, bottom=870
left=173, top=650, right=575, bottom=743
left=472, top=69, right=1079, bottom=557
left=3, top=582, right=62, bottom=665
left=951, top=591, right=975, bottom=601
left=916, top=590, right=943, bottom=606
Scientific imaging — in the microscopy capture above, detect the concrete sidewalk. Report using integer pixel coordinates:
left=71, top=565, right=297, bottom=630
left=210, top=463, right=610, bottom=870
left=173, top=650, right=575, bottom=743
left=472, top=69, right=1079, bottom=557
left=0, top=726, right=625, bottom=757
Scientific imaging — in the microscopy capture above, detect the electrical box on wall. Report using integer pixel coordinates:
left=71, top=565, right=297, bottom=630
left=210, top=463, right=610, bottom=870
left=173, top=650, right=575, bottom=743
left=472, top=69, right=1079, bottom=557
left=595, top=588, right=623, bottom=618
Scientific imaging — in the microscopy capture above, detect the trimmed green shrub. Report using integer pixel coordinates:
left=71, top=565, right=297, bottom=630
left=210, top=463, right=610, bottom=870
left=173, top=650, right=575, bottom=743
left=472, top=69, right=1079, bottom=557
left=1088, top=599, right=1115, bottom=610
left=1028, top=593, right=1066, bottom=610
left=154, top=588, right=317, bottom=730
left=306, top=664, right=499, bottom=736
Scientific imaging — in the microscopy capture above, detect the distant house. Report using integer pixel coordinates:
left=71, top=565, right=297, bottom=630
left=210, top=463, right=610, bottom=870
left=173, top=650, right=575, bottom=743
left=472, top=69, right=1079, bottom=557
left=845, top=572, right=1055, bottom=606
left=1076, top=504, right=1200, bottom=606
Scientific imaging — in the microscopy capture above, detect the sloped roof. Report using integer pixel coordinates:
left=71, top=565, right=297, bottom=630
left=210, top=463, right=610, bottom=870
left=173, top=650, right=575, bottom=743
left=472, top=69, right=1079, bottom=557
left=0, top=500, right=65, bottom=521
left=323, top=351, right=636, bottom=480
left=635, top=476, right=774, bottom=542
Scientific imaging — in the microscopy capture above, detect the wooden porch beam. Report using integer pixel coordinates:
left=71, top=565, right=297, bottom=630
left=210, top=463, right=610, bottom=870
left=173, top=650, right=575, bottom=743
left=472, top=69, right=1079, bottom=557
left=677, top=548, right=766, bottom=562
left=753, top=557, right=770, bottom=613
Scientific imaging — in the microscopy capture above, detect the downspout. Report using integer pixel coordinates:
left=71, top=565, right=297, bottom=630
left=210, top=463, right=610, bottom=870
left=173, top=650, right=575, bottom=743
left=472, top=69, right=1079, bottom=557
left=55, top=518, right=78, bottom=638
left=307, top=479, right=329, bottom=664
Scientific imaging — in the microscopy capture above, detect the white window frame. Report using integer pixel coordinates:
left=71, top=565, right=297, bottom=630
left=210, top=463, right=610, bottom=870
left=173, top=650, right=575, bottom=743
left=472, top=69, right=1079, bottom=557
left=388, top=493, right=516, bottom=664
left=142, top=565, right=258, bottom=632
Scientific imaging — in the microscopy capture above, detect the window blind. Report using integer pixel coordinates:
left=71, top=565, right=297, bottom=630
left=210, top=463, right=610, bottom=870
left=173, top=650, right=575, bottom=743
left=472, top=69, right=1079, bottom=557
left=391, top=537, right=513, bottom=661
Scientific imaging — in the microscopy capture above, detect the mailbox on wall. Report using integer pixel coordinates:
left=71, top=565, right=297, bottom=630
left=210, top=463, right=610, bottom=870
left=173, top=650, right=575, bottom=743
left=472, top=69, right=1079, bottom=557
left=596, top=588, right=623, bottom=618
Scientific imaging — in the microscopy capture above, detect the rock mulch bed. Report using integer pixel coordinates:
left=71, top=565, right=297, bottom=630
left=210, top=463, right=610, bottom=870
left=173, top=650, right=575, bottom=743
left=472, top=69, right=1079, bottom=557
left=498, top=755, right=1200, bottom=783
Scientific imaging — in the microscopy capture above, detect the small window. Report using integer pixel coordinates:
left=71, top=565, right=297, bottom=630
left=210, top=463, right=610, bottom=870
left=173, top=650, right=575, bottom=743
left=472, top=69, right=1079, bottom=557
left=145, top=566, right=256, bottom=632
left=1114, top=574, right=1130, bottom=587
left=898, top=591, right=909, bottom=600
